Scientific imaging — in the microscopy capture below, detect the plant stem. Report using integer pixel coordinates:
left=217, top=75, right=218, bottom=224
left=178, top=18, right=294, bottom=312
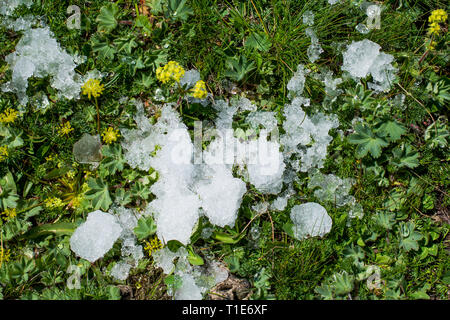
left=94, top=97, right=100, bottom=134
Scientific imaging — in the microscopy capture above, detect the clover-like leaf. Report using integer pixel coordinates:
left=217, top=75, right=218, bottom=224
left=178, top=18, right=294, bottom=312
left=85, top=177, right=112, bottom=211
left=100, top=144, right=126, bottom=175
left=134, top=216, right=157, bottom=241
left=376, top=120, right=406, bottom=142
left=348, top=124, right=389, bottom=158
left=399, top=221, right=423, bottom=252
left=391, top=143, right=419, bottom=169
left=96, top=3, right=119, bottom=33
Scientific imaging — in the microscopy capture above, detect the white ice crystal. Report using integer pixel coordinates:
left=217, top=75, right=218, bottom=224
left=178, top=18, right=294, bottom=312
left=0, top=0, right=33, bottom=16
left=246, top=111, right=278, bottom=132
left=195, top=164, right=247, bottom=227
left=305, top=28, right=323, bottom=63
left=70, top=210, right=123, bottom=263
left=111, top=261, right=132, bottom=281
left=341, top=39, right=397, bottom=92
left=308, top=171, right=355, bottom=207
left=290, top=203, right=332, bottom=240
left=179, top=69, right=201, bottom=89
left=3, top=27, right=83, bottom=105
left=303, top=11, right=314, bottom=26
left=287, top=64, right=307, bottom=97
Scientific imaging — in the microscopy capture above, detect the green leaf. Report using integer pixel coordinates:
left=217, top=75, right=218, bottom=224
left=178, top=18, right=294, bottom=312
left=100, top=145, right=126, bottom=175
left=187, top=246, right=204, bottom=266
left=167, top=0, right=193, bottom=21
left=166, top=239, right=184, bottom=252
left=91, top=37, right=117, bottom=60
left=224, top=55, right=256, bottom=82
left=85, top=178, right=112, bottom=211
left=348, top=124, right=389, bottom=158
left=376, top=120, right=406, bottom=142
left=399, top=221, right=423, bottom=252
left=212, top=230, right=246, bottom=244
left=245, top=32, right=272, bottom=52
left=20, top=222, right=77, bottom=240
left=96, top=3, right=119, bottom=33
left=0, top=171, right=19, bottom=210
left=332, top=271, right=354, bottom=296
left=391, top=144, right=419, bottom=169
left=114, top=36, right=138, bottom=54
left=373, top=211, right=396, bottom=230
left=130, top=181, right=151, bottom=200
left=134, top=216, right=157, bottom=241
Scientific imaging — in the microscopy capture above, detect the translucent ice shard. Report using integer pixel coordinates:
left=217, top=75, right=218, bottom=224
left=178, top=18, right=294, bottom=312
left=73, top=134, right=102, bottom=165
left=341, top=39, right=397, bottom=92
left=302, top=11, right=314, bottom=26
left=110, top=261, right=132, bottom=281
left=290, top=203, right=332, bottom=240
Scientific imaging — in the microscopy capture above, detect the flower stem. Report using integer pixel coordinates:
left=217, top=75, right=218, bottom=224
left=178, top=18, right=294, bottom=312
left=94, top=97, right=100, bottom=134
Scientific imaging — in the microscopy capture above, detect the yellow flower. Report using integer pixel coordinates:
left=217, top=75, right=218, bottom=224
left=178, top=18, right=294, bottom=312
left=144, top=236, right=162, bottom=256
left=101, top=127, right=120, bottom=144
left=191, top=80, right=208, bottom=99
left=1, top=208, right=17, bottom=220
left=156, top=61, right=185, bottom=84
left=0, top=108, right=18, bottom=124
left=429, top=9, right=447, bottom=23
left=81, top=78, right=104, bottom=100
left=45, top=197, right=64, bottom=208
left=428, top=22, right=441, bottom=35
left=66, top=170, right=76, bottom=179
left=0, top=146, right=8, bottom=162
left=426, top=39, right=437, bottom=50
left=0, top=247, right=10, bottom=266
left=58, top=121, right=74, bottom=136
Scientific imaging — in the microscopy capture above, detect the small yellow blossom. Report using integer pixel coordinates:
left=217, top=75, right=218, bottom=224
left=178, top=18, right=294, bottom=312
left=428, top=22, right=441, bottom=35
left=426, top=39, right=437, bottom=50
left=0, top=247, right=10, bottom=265
left=45, top=197, right=64, bottom=208
left=81, top=78, right=104, bottom=100
left=156, top=61, right=185, bottom=84
left=0, top=146, right=8, bottom=162
left=191, top=80, right=208, bottom=99
left=70, top=194, right=84, bottom=209
left=66, top=170, right=76, bottom=179
left=428, top=9, right=447, bottom=23
left=101, top=127, right=120, bottom=144
left=0, top=108, right=18, bottom=124
left=58, top=121, right=74, bottom=136
left=1, top=208, right=17, bottom=220
left=144, top=237, right=162, bottom=256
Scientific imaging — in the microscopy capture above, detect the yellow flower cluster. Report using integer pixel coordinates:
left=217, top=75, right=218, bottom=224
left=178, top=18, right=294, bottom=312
left=191, top=80, right=208, bottom=99
left=427, top=9, right=447, bottom=36
left=0, top=247, right=10, bottom=266
left=0, top=146, right=8, bottom=162
left=81, top=78, right=105, bottom=100
left=156, top=61, right=185, bottom=84
left=45, top=197, right=64, bottom=208
left=429, top=9, right=448, bottom=23
left=144, top=236, right=163, bottom=256
left=58, top=121, right=74, bottom=136
left=0, top=108, right=18, bottom=124
left=101, top=127, right=120, bottom=144
left=1, top=208, right=17, bottom=221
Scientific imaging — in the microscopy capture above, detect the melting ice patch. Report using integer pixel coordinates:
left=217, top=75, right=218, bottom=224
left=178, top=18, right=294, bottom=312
left=341, top=39, right=397, bottom=92
left=2, top=27, right=83, bottom=105
left=70, top=210, right=123, bottom=263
